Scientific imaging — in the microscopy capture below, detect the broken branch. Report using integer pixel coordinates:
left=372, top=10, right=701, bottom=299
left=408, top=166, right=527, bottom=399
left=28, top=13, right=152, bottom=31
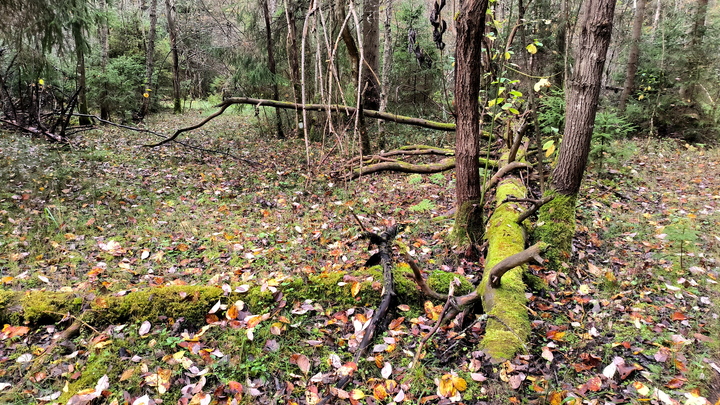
left=488, top=242, right=546, bottom=288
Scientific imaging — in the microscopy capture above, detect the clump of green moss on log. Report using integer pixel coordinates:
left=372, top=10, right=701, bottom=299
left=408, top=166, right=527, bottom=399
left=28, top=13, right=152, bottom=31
left=534, top=190, right=577, bottom=266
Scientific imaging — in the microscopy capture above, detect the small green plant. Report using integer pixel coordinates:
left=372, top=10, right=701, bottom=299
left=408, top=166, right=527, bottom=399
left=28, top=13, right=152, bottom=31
left=590, top=111, right=636, bottom=172
left=664, top=218, right=699, bottom=270
left=429, top=172, right=446, bottom=185
left=409, top=199, right=436, bottom=212
left=407, top=173, right=423, bottom=185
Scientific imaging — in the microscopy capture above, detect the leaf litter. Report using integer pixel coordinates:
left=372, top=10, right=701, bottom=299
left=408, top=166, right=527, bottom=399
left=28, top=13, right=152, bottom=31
left=0, top=115, right=718, bottom=404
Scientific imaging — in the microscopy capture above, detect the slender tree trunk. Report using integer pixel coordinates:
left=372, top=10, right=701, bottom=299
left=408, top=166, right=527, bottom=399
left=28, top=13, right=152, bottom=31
left=338, top=2, right=360, bottom=77
left=284, top=0, right=302, bottom=102
left=690, top=0, right=708, bottom=47
left=99, top=0, right=111, bottom=120
left=619, top=0, right=646, bottom=112
left=378, top=0, right=393, bottom=150
left=72, top=22, right=91, bottom=126
left=262, top=0, right=284, bottom=138
left=360, top=0, right=380, bottom=154
left=650, top=0, right=661, bottom=40
left=453, top=0, right=489, bottom=244
left=166, top=0, right=182, bottom=114
left=683, top=0, right=709, bottom=102
left=141, top=0, right=158, bottom=118
left=537, top=0, right=617, bottom=263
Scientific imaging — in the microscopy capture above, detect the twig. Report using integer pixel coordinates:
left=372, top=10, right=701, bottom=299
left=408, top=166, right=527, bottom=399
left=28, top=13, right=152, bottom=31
left=481, top=161, right=531, bottom=195
left=72, top=113, right=262, bottom=166
left=409, top=280, right=456, bottom=369
left=504, top=195, right=554, bottom=223
left=404, top=253, right=447, bottom=300
left=489, top=242, right=546, bottom=288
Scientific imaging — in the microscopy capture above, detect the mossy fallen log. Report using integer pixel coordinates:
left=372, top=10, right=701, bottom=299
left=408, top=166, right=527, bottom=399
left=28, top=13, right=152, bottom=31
left=0, top=265, right=470, bottom=328
left=477, top=178, right=531, bottom=362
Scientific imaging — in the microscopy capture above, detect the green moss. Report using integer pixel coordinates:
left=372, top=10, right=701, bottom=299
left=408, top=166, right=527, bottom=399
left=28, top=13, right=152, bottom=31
left=535, top=190, right=577, bottom=266
left=427, top=271, right=474, bottom=296
left=21, top=291, right=79, bottom=324
left=477, top=178, right=530, bottom=362
left=58, top=349, right=122, bottom=403
left=97, top=285, right=223, bottom=325
left=452, top=199, right=484, bottom=245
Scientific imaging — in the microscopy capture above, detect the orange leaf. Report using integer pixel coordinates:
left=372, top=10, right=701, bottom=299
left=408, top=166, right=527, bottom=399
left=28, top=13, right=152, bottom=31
left=373, top=383, right=388, bottom=400
left=665, top=377, right=686, bottom=389
left=671, top=312, right=688, bottom=321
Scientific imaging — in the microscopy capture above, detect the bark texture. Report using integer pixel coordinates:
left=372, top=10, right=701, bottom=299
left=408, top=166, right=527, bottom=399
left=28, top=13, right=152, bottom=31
left=552, top=0, right=616, bottom=195
left=262, top=0, right=283, bottom=138
left=166, top=0, right=182, bottom=114
left=453, top=0, right=488, bottom=207
left=619, top=0, right=646, bottom=112
left=140, top=0, right=158, bottom=118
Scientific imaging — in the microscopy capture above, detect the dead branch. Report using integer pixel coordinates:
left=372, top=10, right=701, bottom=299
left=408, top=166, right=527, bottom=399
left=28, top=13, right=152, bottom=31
left=404, top=253, right=447, bottom=300
left=489, top=242, right=546, bottom=288
left=0, top=118, right=66, bottom=142
left=147, top=97, right=465, bottom=147
left=508, top=195, right=554, bottom=223
left=73, top=113, right=262, bottom=166
left=319, top=225, right=402, bottom=404
left=345, top=157, right=456, bottom=179
left=409, top=280, right=456, bottom=369
left=481, top=161, right=531, bottom=195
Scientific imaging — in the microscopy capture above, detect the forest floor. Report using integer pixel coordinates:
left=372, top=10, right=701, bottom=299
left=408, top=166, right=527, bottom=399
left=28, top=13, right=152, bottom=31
left=0, top=109, right=718, bottom=405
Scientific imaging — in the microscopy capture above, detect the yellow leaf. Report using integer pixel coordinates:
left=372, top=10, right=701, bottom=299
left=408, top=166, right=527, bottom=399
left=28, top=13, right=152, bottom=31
left=351, top=281, right=361, bottom=297
left=451, top=376, right=467, bottom=391
left=526, top=43, right=537, bottom=54
left=143, top=93, right=150, bottom=98
left=350, top=389, right=365, bottom=400
left=534, top=78, right=551, bottom=92
left=504, top=51, right=511, bottom=60
left=38, top=79, right=44, bottom=85
left=437, top=377, right=456, bottom=398
left=638, top=94, right=644, bottom=100
left=545, top=144, right=556, bottom=157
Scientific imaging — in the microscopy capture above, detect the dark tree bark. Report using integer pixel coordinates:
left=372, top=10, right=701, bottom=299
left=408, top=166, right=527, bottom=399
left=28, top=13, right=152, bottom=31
left=284, top=0, right=302, bottom=101
left=262, top=0, right=283, bottom=138
left=378, top=0, right=393, bottom=150
left=552, top=0, right=616, bottom=195
left=619, top=0, right=646, bottom=112
left=338, top=2, right=360, bottom=77
left=99, top=0, right=111, bottom=120
left=360, top=0, right=381, bottom=154
left=140, top=0, right=158, bottom=118
left=165, top=0, right=181, bottom=114
left=72, top=22, right=91, bottom=125
left=537, top=0, right=617, bottom=265
left=452, top=0, right=489, bottom=243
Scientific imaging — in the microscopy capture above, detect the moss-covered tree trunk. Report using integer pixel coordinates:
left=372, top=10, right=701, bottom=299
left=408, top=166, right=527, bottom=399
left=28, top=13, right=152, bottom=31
left=537, top=0, right=616, bottom=263
left=478, top=178, right=531, bottom=361
left=452, top=0, right=489, bottom=245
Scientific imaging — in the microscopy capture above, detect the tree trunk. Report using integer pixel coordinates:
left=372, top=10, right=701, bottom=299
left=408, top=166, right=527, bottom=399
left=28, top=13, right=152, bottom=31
left=619, top=0, right=646, bottom=112
left=166, top=0, right=182, bottom=114
left=283, top=0, right=302, bottom=102
left=360, top=0, right=381, bottom=154
left=141, top=0, right=158, bottom=118
left=537, top=0, right=617, bottom=263
left=262, top=0, right=283, bottom=138
left=99, top=0, right=111, bottom=120
left=452, top=0, right=489, bottom=244
left=73, top=22, right=91, bottom=126
left=378, top=0, right=393, bottom=150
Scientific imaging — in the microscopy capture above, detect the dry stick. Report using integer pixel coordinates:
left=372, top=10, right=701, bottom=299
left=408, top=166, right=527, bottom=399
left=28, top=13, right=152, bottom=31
left=299, top=1, right=316, bottom=167
left=481, top=161, right=532, bottom=195
left=404, top=253, right=447, bottom=300
left=513, top=195, right=554, bottom=223
left=147, top=97, right=458, bottom=148
left=409, top=281, right=456, bottom=370
left=318, top=226, right=399, bottom=405
left=488, top=242, right=545, bottom=288
left=23, top=319, right=83, bottom=381
left=75, top=113, right=261, bottom=166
